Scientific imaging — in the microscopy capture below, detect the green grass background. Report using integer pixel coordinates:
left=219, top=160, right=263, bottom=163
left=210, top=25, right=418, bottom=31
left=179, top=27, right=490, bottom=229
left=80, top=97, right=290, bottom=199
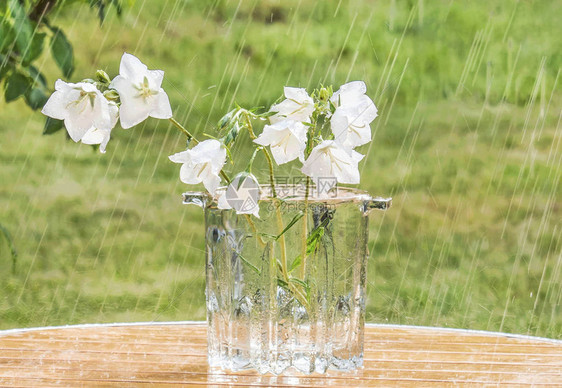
left=1, top=0, right=560, bottom=338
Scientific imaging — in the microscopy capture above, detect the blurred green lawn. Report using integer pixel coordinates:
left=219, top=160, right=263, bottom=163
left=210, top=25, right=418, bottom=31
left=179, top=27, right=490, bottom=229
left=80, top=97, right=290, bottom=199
left=0, top=0, right=560, bottom=338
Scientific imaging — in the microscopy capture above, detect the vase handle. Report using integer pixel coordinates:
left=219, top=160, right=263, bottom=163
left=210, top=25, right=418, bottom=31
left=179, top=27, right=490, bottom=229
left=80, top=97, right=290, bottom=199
left=182, top=191, right=211, bottom=208
left=363, top=197, right=392, bottom=214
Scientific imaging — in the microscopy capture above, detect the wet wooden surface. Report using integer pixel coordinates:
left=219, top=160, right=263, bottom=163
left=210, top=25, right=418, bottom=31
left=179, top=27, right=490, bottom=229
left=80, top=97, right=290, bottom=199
left=0, top=322, right=560, bottom=387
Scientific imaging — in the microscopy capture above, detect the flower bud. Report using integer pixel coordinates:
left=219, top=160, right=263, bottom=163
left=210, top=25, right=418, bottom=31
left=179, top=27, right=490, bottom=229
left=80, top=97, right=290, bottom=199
left=96, top=70, right=111, bottom=84
left=318, top=87, right=331, bottom=102
left=103, top=89, right=120, bottom=101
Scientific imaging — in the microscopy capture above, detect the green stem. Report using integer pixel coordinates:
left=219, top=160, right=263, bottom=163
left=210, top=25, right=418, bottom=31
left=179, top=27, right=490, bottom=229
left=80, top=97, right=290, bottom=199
left=262, top=149, right=278, bottom=198
left=300, top=177, right=311, bottom=278
left=220, top=170, right=231, bottom=184
left=246, top=147, right=261, bottom=173
left=243, top=112, right=277, bottom=197
left=169, top=117, right=198, bottom=144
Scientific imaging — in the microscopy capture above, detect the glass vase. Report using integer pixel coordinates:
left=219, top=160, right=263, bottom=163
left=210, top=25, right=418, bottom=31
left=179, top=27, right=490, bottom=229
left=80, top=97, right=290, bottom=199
left=183, top=185, right=390, bottom=374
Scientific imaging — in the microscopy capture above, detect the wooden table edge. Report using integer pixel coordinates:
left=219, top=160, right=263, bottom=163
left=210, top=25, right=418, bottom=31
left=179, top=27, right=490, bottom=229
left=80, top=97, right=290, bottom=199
left=1, top=321, right=560, bottom=344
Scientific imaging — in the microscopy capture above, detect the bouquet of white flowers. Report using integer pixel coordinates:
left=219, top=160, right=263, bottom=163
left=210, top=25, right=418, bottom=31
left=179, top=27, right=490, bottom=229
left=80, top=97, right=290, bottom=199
left=42, top=53, right=378, bottom=207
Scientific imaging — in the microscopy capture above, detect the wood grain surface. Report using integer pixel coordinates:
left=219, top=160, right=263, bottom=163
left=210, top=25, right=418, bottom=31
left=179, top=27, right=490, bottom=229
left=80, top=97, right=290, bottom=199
left=0, top=322, right=560, bottom=387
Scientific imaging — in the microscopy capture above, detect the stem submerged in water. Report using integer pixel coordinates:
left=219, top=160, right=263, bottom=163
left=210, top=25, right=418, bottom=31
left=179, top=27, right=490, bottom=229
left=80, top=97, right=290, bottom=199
left=300, top=177, right=311, bottom=279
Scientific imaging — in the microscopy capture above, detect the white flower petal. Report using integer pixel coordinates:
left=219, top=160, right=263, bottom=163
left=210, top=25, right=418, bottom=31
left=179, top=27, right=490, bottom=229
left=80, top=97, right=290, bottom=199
left=351, top=150, right=365, bottom=163
left=78, top=103, right=117, bottom=153
left=149, top=89, right=173, bottom=120
left=269, top=87, right=314, bottom=123
left=254, top=120, right=307, bottom=165
left=92, top=92, right=112, bottom=130
left=189, top=140, right=225, bottom=164
left=170, top=140, right=226, bottom=194
left=81, top=128, right=110, bottom=152
left=331, top=80, right=367, bottom=108
left=64, top=117, right=92, bottom=142
left=301, top=140, right=362, bottom=184
left=42, top=81, right=85, bottom=121
left=41, top=89, right=74, bottom=120
left=253, top=126, right=280, bottom=146
left=108, top=102, right=119, bottom=128
left=283, top=87, right=309, bottom=101
left=331, top=96, right=377, bottom=149
left=81, top=128, right=106, bottom=145
left=202, top=173, right=221, bottom=194
left=179, top=162, right=201, bottom=184
left=147, top=69, right=164, bottom=89
left=99, top=134, right=111, bottom=153
left=119, top=53, right=148, bottom=83
left=112, top=76, right=152, bottom=129
left=54, top=79, right=72, bottom=92
left=169, top=150, right=191, bottom=164
left=269, top=145, right=291, bottom=165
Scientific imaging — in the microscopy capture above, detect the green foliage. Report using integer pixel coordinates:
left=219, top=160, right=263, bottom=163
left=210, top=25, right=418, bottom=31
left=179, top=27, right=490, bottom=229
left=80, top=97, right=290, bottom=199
left=4, top=71, right=30, bottom=102
left=49, top=27, right=74, bottom=78
left=43, top=117, right=64, bottom=134
left=22, top=32, right=46, bottom=65
left=89, top=0, right=124, bottom=24
left=0, top=0, right=124, bottom=114
left=24, top=85, right=48, bottom=109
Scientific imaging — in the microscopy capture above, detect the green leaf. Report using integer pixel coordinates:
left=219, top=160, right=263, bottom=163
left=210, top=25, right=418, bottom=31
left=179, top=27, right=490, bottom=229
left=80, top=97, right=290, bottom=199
left=4, top=72, right=31, bottom=102
left=110, top=0, right=123, bottom=16
left=223, top=144, right=234, bottom=164
left=89, top=0, right=106, bottom=23
left=248, top=106, right=264, bottom=113
left=275, top=211, right=304, bottom=240
left=276, top=259, right=283, bottom=273
left=259, top=110, right=277, bottom=118
left=238, top=253, right=260, bottom=275
left=305, top=226, right=325, bottom=256
left=0, top=18, right=16, bottom=52
left=50, top=27, right=74, bottom=78
left=277, top=278, right=289, bottom=288
left=0, top=55, right=11, bottom=81
left=27, top=65, right=47, bottom=88
left=218, top=108, right=236, bottom=129
left=22, top=32, right=46, bottom=66
left=9, top=0, right=34, bottom=56
left=289, top=277, right=310, bottom=290
left=43, top=117, right=64, bottom=135
left=288, top=255, right=302, bottom=273
left=223, top=121, right=240, bottom=146
left=25, top=87, right=48, bottom=110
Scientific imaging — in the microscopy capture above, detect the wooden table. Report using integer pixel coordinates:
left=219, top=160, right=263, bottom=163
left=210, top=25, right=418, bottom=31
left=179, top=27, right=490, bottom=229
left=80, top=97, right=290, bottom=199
left=0, top=322, right=560, bottom=387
